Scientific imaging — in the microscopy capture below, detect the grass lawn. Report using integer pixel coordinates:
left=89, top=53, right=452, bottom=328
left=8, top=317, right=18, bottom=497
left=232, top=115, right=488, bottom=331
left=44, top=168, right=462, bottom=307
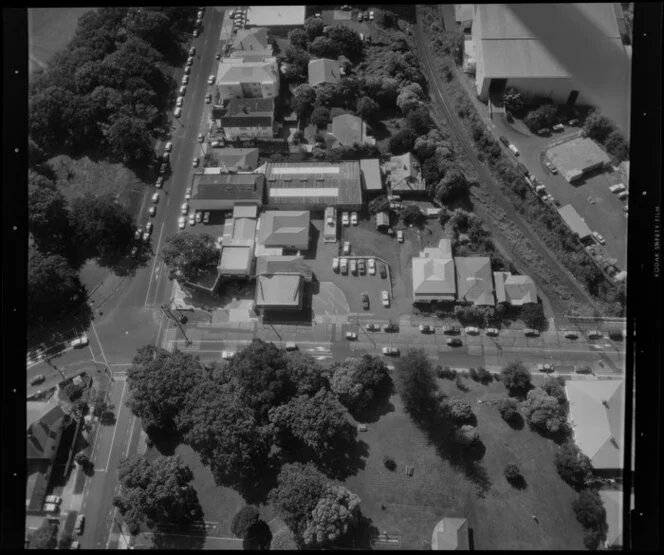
left=342, top=374, right=586, bottom=550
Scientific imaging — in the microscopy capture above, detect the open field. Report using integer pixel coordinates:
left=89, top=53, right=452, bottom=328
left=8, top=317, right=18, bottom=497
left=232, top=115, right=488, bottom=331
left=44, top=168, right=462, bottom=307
left=28, top=8, right=94, bottom=74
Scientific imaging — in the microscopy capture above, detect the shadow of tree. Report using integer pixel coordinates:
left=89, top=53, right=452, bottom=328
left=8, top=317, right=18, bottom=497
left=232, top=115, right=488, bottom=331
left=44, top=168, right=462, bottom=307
left=507, top=474, right=528, bottom=490
left=344, top=512, right=380, bottom=549
left=217, top=457, right=282, bottom=506
left=243, top=520, right=272, bottom=550
left=352, top=378, right=396, bottom=424
left=146, top=427, right=181, bottom=457
left=506, top=413, right=525, bottom=430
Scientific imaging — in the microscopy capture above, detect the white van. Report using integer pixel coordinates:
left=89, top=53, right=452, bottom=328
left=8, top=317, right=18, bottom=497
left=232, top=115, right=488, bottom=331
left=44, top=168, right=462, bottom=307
left=609, top=183, right=626, bottom=194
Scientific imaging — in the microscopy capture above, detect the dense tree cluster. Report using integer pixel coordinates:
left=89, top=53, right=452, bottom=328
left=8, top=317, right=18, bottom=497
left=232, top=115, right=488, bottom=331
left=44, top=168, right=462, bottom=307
left=161, top=232, right=219, bottom=283
left=230, top=505, right=261, bottom=540
left=573, top=489, right=608, bottom=550
left=497, top=397, right=520, bottom=423
left=329, top=355, right=390, bottom=413
left=554, top=442, right=593, bottom=491
left=521, top=387, right=566, bottom=433
left=524, top=104, right=558, bottom=132
left=500, top=362, right=532, bottom=398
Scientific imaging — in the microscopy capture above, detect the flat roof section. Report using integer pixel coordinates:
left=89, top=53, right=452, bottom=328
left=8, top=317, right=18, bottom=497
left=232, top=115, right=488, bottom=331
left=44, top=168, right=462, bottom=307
left=547, top=137, right=612, bottom=181
left=360, top=158, right=383, bottom=191
left=557, top=204, right=593, bottom=239
left=245, top=5, right=306, bottom=27
left=219, top=245, right=253, bottom=274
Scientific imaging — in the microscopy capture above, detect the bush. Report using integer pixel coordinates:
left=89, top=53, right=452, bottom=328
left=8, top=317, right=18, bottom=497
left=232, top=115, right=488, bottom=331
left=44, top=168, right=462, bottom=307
left=446, top=399, right=474, bottom=422
left=469, top=367, right=479, bottom=382
left=437, top=366, right=457, bottom=380
left=400, top=205, right=425, bottom=227
left=497, top=397, right=519, bottom=423
left=504, top=463, right=522, bottom=482
left=521, top=387, right=566, bottom=433
left=554, top=442, right=593, bottom=490
left=500, top=362, right=532, bottom=397
left=64, top=382, right=83, bottom=402
left=583, top=111, right=613, bottom=143
left=521, top=303, right=545, bottom=329
left=573, top=489, right=607, bottom=529
left=388, top=129, right=417, bottom=155
left=476, top=366, right=493, bottom=384
left=456, top=424, right=479, bottom=446
left=310, top=106, right=331, bottom=128
left=605, top=130, right=629, bottom=160
left=231, top=506, right=260, bottom=540
left=383, top=455, right=397, bottom=471
left=271, top=528, right=299, bottom=550
left=503, top=87, right=525, bottom=114
left=524, top=104, right=558, bottom=132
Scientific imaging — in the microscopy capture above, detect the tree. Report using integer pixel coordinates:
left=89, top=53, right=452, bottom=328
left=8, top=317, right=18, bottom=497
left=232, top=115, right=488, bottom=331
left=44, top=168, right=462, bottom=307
left=541, top=376, right=567, bottom=407
left=524, top=104, right=558, bottom=132
left=310, top=106, right=331, bottom=128
left=271, top=528, right=299, bottom=550
left=160, top=232, right=218, bottom=283
left=29, top=520, right=59, bottom=549
left=28, top=172, right=72, bottom=256
left=554, top=442, right=593, bottom=490
left=405, top=106, right=433, bottom=135
left=75, top=452, right=90, bottom=466
left=285, top=351, right=330, bottom=395
left=583, top=527, right=607, bottom=551
left=288, top=28, right=309, bottom=49
left=422, top=156, right=445, bottom=185
left=269, top=389, right=353, bottom=452
left=269, top=462, right=328, bottom=538
left=304, top=16, right=326, bottom=41
left=113, top=455, right=201, bottom=530
left=68, top=193, right=134, bottom=260
left=231, top=505, right=260, bottom=539
left=126, top=346, right=202, bottom=433
left=521, top=303, right=545, bottom=329
left=435, top=169, right=469, bottom=203
left=583, top=111, right=613, bottom=142
left=330, top=355, right=389, bottom=413
left=456, top=424, right=479, bottom=446
left=302, top=485, right=361, bottom=547
left=504, top=463, right=522, bottom=483
left=356, top=96, right=379, bottom=122
left=605, top=130, right=629, bottom=160
left=497, top=397, right=519, bottom=423
left=396, top=86, right=423, bottom=114
left=503, top=87, right=525, bottom=114
left=282, top=47, right=311, bottom=83
left=308, top=36, right=337, bottom=58
left=445, top=399, right=474, bottom=423
left=69, top=399, right=89, bottom=422
left=573, top=489, right=607, bottom=529
left=314, top=82, right=341, bottom=107
left=291, top=84, right=317, bottom=118
left=400, top=205, right=425, bottom=227
left=396, top=348, right=439, bottom=419
left=327, top=26, right=363, bottom=61
left=388, top=129, right=417, bottom=155
left=500, top=362, right=532, bottom=397
left=521, top=388, right=566, bottom=433
left=58, top=533, right=74, bottom=549
left=375, top=9, right=399, bottom=28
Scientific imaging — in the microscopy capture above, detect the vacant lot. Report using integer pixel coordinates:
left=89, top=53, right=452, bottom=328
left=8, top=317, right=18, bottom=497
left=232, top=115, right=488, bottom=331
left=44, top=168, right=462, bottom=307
left=343, top=374, right=586, bottom=550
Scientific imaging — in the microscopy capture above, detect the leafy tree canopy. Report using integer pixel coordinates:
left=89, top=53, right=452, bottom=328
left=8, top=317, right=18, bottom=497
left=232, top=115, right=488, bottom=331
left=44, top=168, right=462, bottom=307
left=500, top=362, right=532, bottom=397
left=29, top=521, right=59, bottom=550
left=388, top=129, right=417, bottom=155
left=303, top=485, right=361, bottom=547
left=161, top=232, right=218, bottom=283
left=396, top=348, right=439, bottom=419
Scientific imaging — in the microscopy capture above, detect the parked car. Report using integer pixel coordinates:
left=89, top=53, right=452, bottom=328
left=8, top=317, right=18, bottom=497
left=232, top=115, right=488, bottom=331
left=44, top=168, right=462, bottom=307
left=145, top=221, right=153, bottom=233
left=617, top=191, right=628, bottom=200
left=216, top=53, right=221, bottom=60
left=442, top=325, right=460, bottom=335
left=340, top=257, right=348, bottom=274
left=193, top=157, right=199, bottom=168
left=544, top=160, right=558, bottom=174
left=380, top=265, right=387, bottom=279
left=464, top=326, right=480, bottom=335
left=536, top=128, right=551, bottom=136
left=397, top=230, right=404, bottom=243
left=524, top=328, right=540, bottom=337
left=342, top=212, right=350, bottom=226
left=195, top=211, right=202, bottom=223
left=485, top=328, right=499, bottom=336
left=142, top=231, right=150, bottom=242
left=148, top=206, right=156, bottom=217
left=151, top=192, right=160, bottom=204
left=45, top=495, right=62, bottom=505
left=174, top=107, right=182, bottom=118
left=365, top=323, right=379, bottom=331
left=343, top=241, right=351, bottom=255
left=164, top=141, right=173, bottom=152
left=181, top=75, right=189, bottom=85
left=44, top=503, right=59, bottom=513
left=351, top=211, right=358, bottom=225
left=71, top=335, right=89, bottom=349
left=568, top=118, right=579, bottom=126
left=186, top=56, right=194, bottom=66
left=382, top=346, right=400, bottom=356
left=181, top=202, right=189, bottom=215
left=30, top=374, right=45, bottom=386
left=193, top=28, right=199, bottom=37
left=155, top=176, right=163, bottom=188
left=285, top=342, right=298, bottom=351
left=203, top=211, right=210, bottom=224
left=188, top=214, right=196, bottom=226
left=315, top=11, right=321, bottom=18
left=592, top=231, right=606, bottom=245
left=381, top=290, right=390, bottom=307
left=368, top=258, right=376, bottom=275
left=178, top=216, right=186, bottom=230
left=358, top=12, right=364, bottom=21
left=499, top=136, right=510, bottom=146
left=75, top=515, right=85, bottom=535
left=134, top=227, right=142, bottom=241
left=130, top=246, right=138, bottom=257
left=159, top=162, right=168, bottom=175
left=346, top=331, right=358, bottom=340
left=361, top=292, right=369, bottom=309
left=383, top=322, right=398, bottom=332
left=185, top=187, right=192, bottom=200
left=207, top=74, right=215, bottom=85
left=419, top=324, right=432, bottom=333
left=508, top=144, right=519, bottom=156
left=189, top=46, right=196, bottom=56
left=332, top=257, right=339, bottom=271
left=350, top=259, right=357, bottom=274
left=609, top=183, right=626, bottom=194
left=587, top=330, right=603, bottom=340
left=563, top=331, right=579, bottom=339
left=221, top=351, right=235, bottom=360
left=536, top=363, right=555, bottom=373
left=205, top=93, right=212, bottom=104
left=197, top=133, right=204, bottom=143
left=447, top=338, right=463, bottom=347
left=552, top=123, right=565, bottom=132
left=184, top=65, right=191, bottom=75
left=358, top=259, right=366, bottom=274
left=176, top=97, right=184, bottom=108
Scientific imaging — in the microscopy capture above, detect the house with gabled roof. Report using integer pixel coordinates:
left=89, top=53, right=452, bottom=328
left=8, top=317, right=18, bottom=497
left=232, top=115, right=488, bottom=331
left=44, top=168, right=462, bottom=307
left=255, top=255, right=313, bottom=310
left=455, top=257, right=495, bottom=306
left=308, top=58, right=342, bottom=86
left=388, top=152, right=426, bottom=194
left=412, top=239, right=457, bottom=303
left=216, top=56, right=279, bottom=100
left=431, top=517, right=470, bottom=550
left=329, top=114, right=375, bottom=148
left=258, top=210, right=310, bottom=251
left=493, top=271, right=538, bottom=305
left=220, top=98, right=276, bottom=139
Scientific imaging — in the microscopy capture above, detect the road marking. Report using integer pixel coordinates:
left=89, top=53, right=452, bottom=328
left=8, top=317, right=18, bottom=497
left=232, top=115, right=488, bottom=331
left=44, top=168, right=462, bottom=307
left=144, top=222, right=166, bottom=307
left=101, top=380, right=127, bottom=473
left=125, top=415, right=138, bottom=458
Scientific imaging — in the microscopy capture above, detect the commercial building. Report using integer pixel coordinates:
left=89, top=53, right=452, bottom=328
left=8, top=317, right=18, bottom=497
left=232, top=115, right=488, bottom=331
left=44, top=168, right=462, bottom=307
left=308, top=58, right=342, bottom=86
left=387, top=152, right=425, bottom=194
left=216, top=56, right=279, bottom=100
left=207, top=148, right=260, bottom=172
left=470, top=3, right=630, bottom=134
left=412, top=239, right=457, bottom=303
left=557, top=204, right=592, bottom=241
left=546, top=137, right=612, bottom=183
left=218, top=204, right=258, bottom=277
left=493, top=271, right=538, bottom=305
left=431, top=517, right=469, bottom=550
left=359, top=158, right=383, bottom=194
left=565, top=379, right=624, bottom=473
left=220, top=98, right=276, bottom=139
left=258, top=210, right=311, bottom=251
left=455, top=257, right=495, bottom=306
left=264, top=162, right=363, bottom=211
left=189, top=172, right=265, bottom=212
left=255, top=255, right=313, bottom=310
left=244, top=5, right=306, bottom=35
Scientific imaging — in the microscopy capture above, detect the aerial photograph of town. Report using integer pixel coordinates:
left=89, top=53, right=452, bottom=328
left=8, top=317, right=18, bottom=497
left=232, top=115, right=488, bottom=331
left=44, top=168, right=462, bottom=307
left=23, top=4, right=639, bottom=551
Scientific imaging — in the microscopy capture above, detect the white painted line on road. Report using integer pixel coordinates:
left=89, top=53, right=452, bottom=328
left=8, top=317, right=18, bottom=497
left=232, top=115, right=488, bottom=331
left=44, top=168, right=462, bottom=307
left=102, top=380, right=127, bottom=473
left=90, top=320, right=111, bottom=371
left=125, top=415, right=137, bottom=458
left=144, top=222, right=166, bottom=307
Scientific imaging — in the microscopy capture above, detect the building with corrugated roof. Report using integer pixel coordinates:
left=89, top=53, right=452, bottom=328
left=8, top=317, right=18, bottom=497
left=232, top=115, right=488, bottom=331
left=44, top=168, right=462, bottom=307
left=245, top=5, right=306, bottom=35
left=455, top=257, right=495, bottom=306
left=206, top=148, right=260, bottom=172
left=190, top=173, right=265, bottom=212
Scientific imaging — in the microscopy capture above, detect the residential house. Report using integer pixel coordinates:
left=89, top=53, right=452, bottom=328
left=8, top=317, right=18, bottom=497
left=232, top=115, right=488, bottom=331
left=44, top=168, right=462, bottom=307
left=412, top=239, right=457, bottom=304
left=230, top=27, right=273, bottom=57
left=258, top=210, right=311, bottom=252
left=220, top=98, right=276, bottom=140
left=255, top=255, right=313, bottom=311
left=388, top=152, right=426, bottom=194
left=455, top=257, right=495, bottom=306
left=493, top=271, right=538, bottom=305
left=207, top=148, right=260, bottom=172
left=216, top=56, right=279, bottom=100
left=329, top=114, right=375, bottom=148
left=431, top=517, right=470, bottom=550
left=308, top=58, right=342, bottom=87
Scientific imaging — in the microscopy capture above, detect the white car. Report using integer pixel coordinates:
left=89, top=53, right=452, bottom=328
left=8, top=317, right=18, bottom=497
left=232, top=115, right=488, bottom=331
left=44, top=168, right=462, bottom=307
left=485, top=327, right=500, bottom=337
left=185, top=187, right=192, bottom=200
left=340, top=258, right=348, bottom=274
left=142, top=231, right=151, bottom=242
left=188, top=214, right=196, bottom=226
left=186, top=56, right=194, bottom=66
left=176, top=96, right=184, bottom=107
left=148, top=205, right=156, bottom=217
left=544, top=160, right=558, bottom=174
left=592, top=231, right=606, bottom=245
left=342, top=212, right=350, bottom=226
left=332, top=257, right=339, bottom=271
left=369, top=10, right=375, bottom=20
left=465, top=326, right=480, bottom=335
left=155, top=176, right=163, bottom=188
left=368, top=258, right=376, bottom=275
left=342, top=241, right=350, bottom=255
left=195, top=211, right=203, bottom=223
left=174, top=107, right=182, bottom=118
left=617, top=191, right=628, bottom=200
left=43, top=503, right=59, bottom=513
left=193, top=29, right=199, bottom=37
left=145, top=221, right=153, bottom=233
left=184, top=66, right=191, bottom=75
left=193, top=157, right=199, bottom=168
left=346, top=331, right=358, bottom=340
left=189, top=46, right=196, bottom=56
left=197, top=133, right=204, bottom=143
left=181, top=202, right=189, bottom=215
left=178, top=216, right=186, bottom=230
left=179, top=85, right=187, bottom=96
left=207, top=74, right=215, bottom=85
left=197, top=9, right=204, bottom=19
left=350, top=212, right=358, bottom=225
left=397, top=230, right=404, bottom=243
left=151, top=192, right=160, bottom=204
left=552, top=123, right=565, bottom=132
left=609, top=183, right=626, bottom=194
left=181, top=75, right=189, bottom=85
left=45, top=495, right=62, bottom=505
left=381, top=290, right=390, bottom=307
left=71, top=335, right=89, bottom=349
left=203, top=211, right=210, bottom=224
left=164, top=142, right=173, bottom=152
left=508, top=144, right=519, bottom=156
left=382, top=346, right=400, bottom=356
left=285, top=342, right=298, bottom=351
left=221, top=350, right=235, bottom=360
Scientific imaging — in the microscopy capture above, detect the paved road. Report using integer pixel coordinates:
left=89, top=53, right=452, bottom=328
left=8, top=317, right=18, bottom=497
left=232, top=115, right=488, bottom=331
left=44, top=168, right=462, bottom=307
left=414, top=6, right=600, bottom=320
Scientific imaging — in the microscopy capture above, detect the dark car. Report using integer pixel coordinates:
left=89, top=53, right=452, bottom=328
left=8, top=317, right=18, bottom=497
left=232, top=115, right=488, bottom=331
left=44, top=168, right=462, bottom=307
left=380, top=265, right=387, bottom=279
left=361, top=292, right=369, bottom=310
left=447, top=338, right=462, bottom=347
left=383, top=322, right=398, bottom=332
left=499, top=135, right=510, bottom=146
left=159, top=162, right=168, bottom=175
left=358, top=259, right=366, bottom=274
left=442, top=325, right=460, bottom=335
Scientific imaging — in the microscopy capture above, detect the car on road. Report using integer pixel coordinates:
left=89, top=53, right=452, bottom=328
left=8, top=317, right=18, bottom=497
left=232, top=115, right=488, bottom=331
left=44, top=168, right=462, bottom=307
left=193, top=28, right=199, bottom=37
left=181, top=202, right=189, bottom=215
left=71, top=335, right=89, bottom=349
left=176, top=96, right=184, bottom=108
left=587, top=330, right=603, bottom=339
left=134, top=227, right=142, bottom=240
left=536, top=128, right=551, bottom=136
left=189, top=46, right=196, bottom=56
left=148, top=206, right=156, bottom=217
left=285, top=342, right=298, bottom=351
left=350, top=259, right=357, bottom=274
left=380, top=265, right=387, bottom=279
left=203, top=211, right=210, bottom=224
left=465, top=326, right=480, bottom=335
left=184, top=65, right=191, bottom=75
left=193, top=157, right=199, bottom=168
left=45, top=495, right=62, bottom=505
left=365, top=323, right=379, bottom=331
left=164, top=141, right=173, bottom=152
left=381, top=290, right=390, bottom=307
left=155, top=176, right=163, bottom=188
left=397, top=230, right=404, bottom=243
left=524, top=328, right=540, bottom=337
left=442, top=325, right=460, bottom=335
left=342, top=212, right=350, bottom=226
left=544, top=160, right=558, bottom=174
left=181, top=75, right=189, bottom=85
left=382, top=346, right=400, bottom=356
left=197, top=133, right=204, bottom=143
left=383, top=322, right=398, bottom=332
left=485, top=327, right=499, bottom=336
left=552, top=123, right=565, bottom=132
left=369, top=9, right=375, bottom=20
left=536, top=363, right=555, bottom=372
left=361, top=292, right=369, bottom=309
left=195, top=211, right=203, bottom=223
left=75, top=515, right=85, bottom=536
left=178, top=216, right=186, bottom=230
left=151, top=192, right=160, bottom=204
left=205, top=93, right=212, bottom=104
left=447, top=338, right=463, bottom=347
left=592, top=231, right=606, bottom=245
left=188, top=214, right=196, bottom=226
left=174, top=107, right=182, bottom=118
left=563, top=331, right=578, bottom=339
left=207, top=74, right=215, bottom=85
left=340, top=257, right=348, bottom=274
left=185, top=187, right=192, bottom=200
left=508, top=143, right=519, bottom=156
left=419, top=324, right=432, bottom=333
left=142, top=231, right=151, bottom=242
left=30, top=374, right=45, bottom=386
left=368, top=258, right=376, bottom=275
left=342, top=241, right=350, bottom=255
left=499, top=136, right=510, bottom=146
left=346, top=331, right=358, bottom=340
left=350, top=211, right=358, bottom=225
left=221, top=351, right=235, bottom=360
left=358, top=259, right=366, bottom=274
left=315, top=11, right=321, bottom=17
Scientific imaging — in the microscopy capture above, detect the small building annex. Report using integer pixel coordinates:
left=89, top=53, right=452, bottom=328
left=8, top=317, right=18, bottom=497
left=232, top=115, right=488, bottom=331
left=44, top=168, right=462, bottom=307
left=557, top=204, right=593, bottom=242
left=431, top=517, right=469, bottom=550
left=329, top=114, right=375, bottom=148
left=359, top=158, right=383, bottom=194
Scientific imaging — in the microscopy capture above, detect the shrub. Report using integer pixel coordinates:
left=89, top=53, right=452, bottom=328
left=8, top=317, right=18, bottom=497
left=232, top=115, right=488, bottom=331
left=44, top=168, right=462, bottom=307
left=500, top=362, right=532, bottom=397
left=504, top=463, right=522, bottom=482
left=476, top=366, right=493, bottom=384
left=521, top=387, right=566, bottom=433
left=469, top=367, right=479, bottom=382
left=583, top=111, right=613, bottom=143
left=524, top=104, right=558, bottom=132
left=497, top=397, right=519, bottom=423
left=383, top=455, right=397, bottom=471
left=400, top=205, right=425, bottom=227
left=455, top=375, right=469, bottom=391
left=554, top=442, right=593, bottom=490
left=446, top=399, right=474, bottom=423
left=521, top=303, right=545, bottom=329
left=503, top=87, right=525, bottom=114
left=231, top=505, right=260, bottom=540
left=605, top=130, right=629, bottom=160
left=573, top=489, right=607, bottom=529
left=310, top=106, right=331, bottom=128
left=456, top=424, right=479, bottom=446
left=437, top=366, right=457, bottom=380
left=64, top=382, right=83, bottom=402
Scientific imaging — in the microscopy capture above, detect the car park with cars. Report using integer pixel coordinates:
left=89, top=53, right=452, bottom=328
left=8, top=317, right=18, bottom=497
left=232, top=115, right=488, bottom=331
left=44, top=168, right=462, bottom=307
left=368, top=258, right=376, bottom=274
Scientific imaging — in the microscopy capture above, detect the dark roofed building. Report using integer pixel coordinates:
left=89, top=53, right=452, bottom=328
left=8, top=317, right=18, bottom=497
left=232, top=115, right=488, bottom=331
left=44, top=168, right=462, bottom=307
left=190, top=173, right=265, bottom=211
left=221, top=98, right=275, bottom=139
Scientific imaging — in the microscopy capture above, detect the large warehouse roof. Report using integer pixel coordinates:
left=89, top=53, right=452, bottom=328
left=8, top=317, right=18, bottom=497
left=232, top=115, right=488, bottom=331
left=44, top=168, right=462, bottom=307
left=245, top=5, right=306, bottom=27
left=192, top=173, right=265, bottom=203
left=557, top=204, right=592, bottom=240
left=547, top=137, right=611, bottom=181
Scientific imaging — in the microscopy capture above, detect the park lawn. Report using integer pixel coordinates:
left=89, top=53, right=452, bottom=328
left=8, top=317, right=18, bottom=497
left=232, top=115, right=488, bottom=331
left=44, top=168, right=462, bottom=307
left=343, top=374, right=586, bottom=551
